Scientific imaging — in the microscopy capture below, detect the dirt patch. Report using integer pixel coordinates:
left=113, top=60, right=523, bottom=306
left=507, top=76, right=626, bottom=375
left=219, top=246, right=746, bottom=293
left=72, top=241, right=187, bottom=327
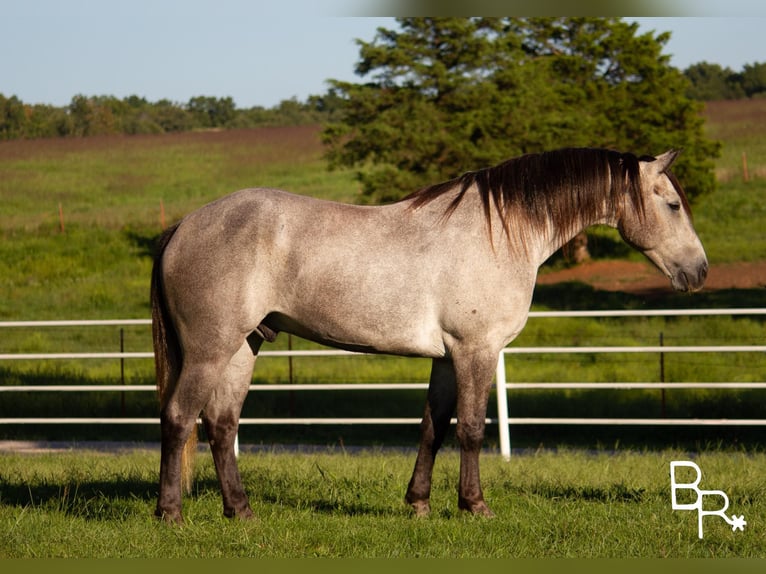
left=537, top=259, right=766, bottom=295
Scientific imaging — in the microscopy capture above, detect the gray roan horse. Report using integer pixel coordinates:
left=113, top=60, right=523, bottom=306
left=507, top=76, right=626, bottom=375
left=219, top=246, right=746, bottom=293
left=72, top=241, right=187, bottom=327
left=151, top=147, right=707, bottom=523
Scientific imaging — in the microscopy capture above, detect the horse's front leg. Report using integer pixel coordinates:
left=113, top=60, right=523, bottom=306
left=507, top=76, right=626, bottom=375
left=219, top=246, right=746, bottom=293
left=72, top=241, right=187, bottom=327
left=406, top=358, right=457, bottom=516
left=453, top=348, right=498, bottom=517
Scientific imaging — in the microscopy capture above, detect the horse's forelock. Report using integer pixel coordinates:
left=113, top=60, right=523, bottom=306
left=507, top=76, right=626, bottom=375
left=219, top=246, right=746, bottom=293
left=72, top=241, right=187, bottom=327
left=664, top=169, right=692, bottom=219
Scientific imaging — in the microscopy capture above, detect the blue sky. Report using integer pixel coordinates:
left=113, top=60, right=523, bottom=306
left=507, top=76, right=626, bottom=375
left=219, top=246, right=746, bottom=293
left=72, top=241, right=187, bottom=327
left=1, top=1, right=764, bottom=109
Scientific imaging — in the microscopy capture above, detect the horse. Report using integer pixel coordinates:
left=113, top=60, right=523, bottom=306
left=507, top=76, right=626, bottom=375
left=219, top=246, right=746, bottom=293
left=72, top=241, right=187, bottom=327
left=150, top=147, right=708, bottom=523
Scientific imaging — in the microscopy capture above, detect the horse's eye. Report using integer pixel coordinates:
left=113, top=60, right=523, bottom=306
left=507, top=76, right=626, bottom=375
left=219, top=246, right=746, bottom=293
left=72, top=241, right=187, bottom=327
left=668, top=202, right=681, bottom=212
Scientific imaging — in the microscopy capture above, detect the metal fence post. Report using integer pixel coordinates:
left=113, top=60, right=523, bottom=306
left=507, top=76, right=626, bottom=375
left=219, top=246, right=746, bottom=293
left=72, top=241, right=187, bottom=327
left=495, top=351, right=511, bottom=461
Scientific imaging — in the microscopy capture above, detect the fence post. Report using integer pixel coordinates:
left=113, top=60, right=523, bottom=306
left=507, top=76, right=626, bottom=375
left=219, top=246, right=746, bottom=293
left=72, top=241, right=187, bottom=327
left=495, top=351, right=511, bottom=461
left=120, top=328, right=126, bottom=416
left=288, top=333, right=296, bottom=417
left=660, top=332, right=666, bottom=418
left=742, top=151, right=750, bottom=182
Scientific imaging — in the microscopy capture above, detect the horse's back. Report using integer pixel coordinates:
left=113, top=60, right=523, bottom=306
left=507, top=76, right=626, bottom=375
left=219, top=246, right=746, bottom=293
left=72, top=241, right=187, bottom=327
left=159, top=188, right=442, bottom=353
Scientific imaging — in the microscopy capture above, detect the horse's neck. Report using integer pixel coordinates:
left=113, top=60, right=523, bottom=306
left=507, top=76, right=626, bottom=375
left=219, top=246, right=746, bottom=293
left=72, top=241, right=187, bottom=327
left=530, top=197, right=618, bottom=265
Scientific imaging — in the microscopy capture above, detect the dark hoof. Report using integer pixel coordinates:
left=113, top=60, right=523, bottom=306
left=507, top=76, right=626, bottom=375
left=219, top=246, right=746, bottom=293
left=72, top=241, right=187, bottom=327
left=224, top=505, right=254, bottom=520
left=155, top=507, right=184, bottom=525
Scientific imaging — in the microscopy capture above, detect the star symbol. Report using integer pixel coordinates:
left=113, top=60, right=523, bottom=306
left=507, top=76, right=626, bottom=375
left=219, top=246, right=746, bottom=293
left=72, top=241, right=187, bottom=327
left=730, top=514, right=747, bottom=532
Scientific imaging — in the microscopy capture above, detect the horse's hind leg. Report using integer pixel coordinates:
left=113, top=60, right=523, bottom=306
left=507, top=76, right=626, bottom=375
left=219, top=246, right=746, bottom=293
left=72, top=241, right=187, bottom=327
left=156, top=358, right=227, bottom=523
left=201, top=337, right=258, bottom=519
left=156, top=407, right=198, bottom=523
left=405, top=357, right=457, bottom=516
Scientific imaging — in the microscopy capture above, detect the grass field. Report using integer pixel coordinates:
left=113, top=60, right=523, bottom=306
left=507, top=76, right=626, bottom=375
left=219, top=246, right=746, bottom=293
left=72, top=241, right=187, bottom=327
left=1, top=448, right=764, bottom=558
left=1, top=103, right=766, bottom=559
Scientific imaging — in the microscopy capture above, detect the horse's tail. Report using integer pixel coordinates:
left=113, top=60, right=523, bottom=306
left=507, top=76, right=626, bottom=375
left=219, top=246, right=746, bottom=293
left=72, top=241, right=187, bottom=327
left=151, top=222, right=197, bottom=494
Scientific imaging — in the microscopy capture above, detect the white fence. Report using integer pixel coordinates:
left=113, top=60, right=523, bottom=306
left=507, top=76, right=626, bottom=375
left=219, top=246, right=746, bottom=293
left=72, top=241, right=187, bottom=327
left=1, top=309, right=766, bottom=459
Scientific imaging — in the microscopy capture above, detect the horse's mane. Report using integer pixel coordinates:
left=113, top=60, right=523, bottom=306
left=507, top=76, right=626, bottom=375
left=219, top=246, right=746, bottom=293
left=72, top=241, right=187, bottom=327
left=404, top=147, right=684, bottom=245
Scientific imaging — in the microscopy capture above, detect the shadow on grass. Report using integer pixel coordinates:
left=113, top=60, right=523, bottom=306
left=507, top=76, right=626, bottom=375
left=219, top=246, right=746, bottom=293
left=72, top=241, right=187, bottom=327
left=0, top=469, right=406, bottom=520
left=0, top=474, right=159, bottom=520
left=251, top=487, right=403, bottom=517
left=514, top=481, right=646, bottom=503
left=124, top=228, right=162, bottom=260
left=532, top=281, right=766, bottom=311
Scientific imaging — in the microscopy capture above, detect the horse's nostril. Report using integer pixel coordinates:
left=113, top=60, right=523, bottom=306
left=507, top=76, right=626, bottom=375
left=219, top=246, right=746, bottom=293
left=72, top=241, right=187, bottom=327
left=699, top=261, right=709, bottom=283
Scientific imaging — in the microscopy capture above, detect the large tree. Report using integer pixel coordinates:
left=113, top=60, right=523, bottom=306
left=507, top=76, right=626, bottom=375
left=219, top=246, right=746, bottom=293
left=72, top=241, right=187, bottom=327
left=323, top=17, right=720, bottom=209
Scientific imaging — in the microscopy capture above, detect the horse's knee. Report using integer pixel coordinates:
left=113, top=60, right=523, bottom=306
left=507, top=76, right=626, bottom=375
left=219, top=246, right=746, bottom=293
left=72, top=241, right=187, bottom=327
left=203, top=412, right=239, bottom=446
left=160, top=408, right=197, bottom=446
left=456, top=418, right=485, bottom=450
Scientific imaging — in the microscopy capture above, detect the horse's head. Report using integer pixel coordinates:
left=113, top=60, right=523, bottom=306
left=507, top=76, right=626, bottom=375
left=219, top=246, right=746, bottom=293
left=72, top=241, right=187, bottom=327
left=617, top=150, right=708, bottom=292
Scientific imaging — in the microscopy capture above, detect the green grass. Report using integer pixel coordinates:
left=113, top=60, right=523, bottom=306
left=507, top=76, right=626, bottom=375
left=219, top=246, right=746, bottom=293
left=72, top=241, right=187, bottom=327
left=1, top=448, right=764, bottom=557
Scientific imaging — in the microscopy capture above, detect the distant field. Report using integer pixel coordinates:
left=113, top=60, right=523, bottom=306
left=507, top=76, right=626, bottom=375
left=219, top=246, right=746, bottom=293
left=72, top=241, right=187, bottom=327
left=703, top=98, right=766, bottom=182
left=0, top=126, right=359, bottom=233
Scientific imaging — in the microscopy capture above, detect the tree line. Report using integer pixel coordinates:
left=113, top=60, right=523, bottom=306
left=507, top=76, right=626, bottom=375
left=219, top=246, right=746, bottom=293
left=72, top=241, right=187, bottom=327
left=0, top=93, right=337, bottom=140
left=1, top=60, right=762, bottom=143
left=683, top=61, right=766, bottom=101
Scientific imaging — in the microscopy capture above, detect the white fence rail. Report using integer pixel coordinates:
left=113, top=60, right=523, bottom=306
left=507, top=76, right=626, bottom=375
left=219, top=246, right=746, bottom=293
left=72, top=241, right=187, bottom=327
left=2, top=309, right=766, bottom=459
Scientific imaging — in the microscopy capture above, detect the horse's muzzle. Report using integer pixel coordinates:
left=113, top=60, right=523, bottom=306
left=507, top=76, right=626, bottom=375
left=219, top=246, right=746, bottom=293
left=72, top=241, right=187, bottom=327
left=673, top=259, right=708, bottom=293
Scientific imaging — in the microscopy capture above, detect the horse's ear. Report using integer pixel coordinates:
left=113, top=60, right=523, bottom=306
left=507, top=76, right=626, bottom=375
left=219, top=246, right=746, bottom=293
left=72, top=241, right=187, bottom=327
left=654, top=149, right=682, bottom=172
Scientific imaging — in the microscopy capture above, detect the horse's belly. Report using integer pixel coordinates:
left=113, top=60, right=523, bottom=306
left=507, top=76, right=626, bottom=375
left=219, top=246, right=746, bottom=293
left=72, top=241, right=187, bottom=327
left=263, top=309, right=445, bottom=358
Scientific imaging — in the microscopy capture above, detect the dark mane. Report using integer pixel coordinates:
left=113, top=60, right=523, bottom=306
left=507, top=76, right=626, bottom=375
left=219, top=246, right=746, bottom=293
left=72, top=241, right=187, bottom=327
left=404, top=147, right=668, bottom=245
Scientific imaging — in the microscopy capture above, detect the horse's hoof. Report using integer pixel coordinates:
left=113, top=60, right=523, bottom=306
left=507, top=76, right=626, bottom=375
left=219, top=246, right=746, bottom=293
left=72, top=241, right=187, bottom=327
left=224, top=505, right=254, bottom=520
left=155, top=508, right=184, bottom=525
left=459, top=500, right=495, bottom=517
left=476, top=505, right=495, bottom=518
left=408, top=500, right=431, bottom=518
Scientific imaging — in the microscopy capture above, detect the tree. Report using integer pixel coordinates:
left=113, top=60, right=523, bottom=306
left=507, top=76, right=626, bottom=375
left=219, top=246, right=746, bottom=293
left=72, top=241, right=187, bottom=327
left=323, top=18, right=720, bottom=208
left=0, top=94, right=27, bottom=139
left=741, top=62, right=766, bottom=98
left=67, top=95, right=120, bottom=136
left=187, top=96, right=236, bottom=128
left=683, top=62, right=745, bottom=100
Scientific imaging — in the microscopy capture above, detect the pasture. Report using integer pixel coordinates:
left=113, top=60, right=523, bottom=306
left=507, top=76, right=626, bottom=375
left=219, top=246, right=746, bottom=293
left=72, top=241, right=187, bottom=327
left=1, top=447, right=765, bottom=558
left=1, top=101, right=766, bottom=557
